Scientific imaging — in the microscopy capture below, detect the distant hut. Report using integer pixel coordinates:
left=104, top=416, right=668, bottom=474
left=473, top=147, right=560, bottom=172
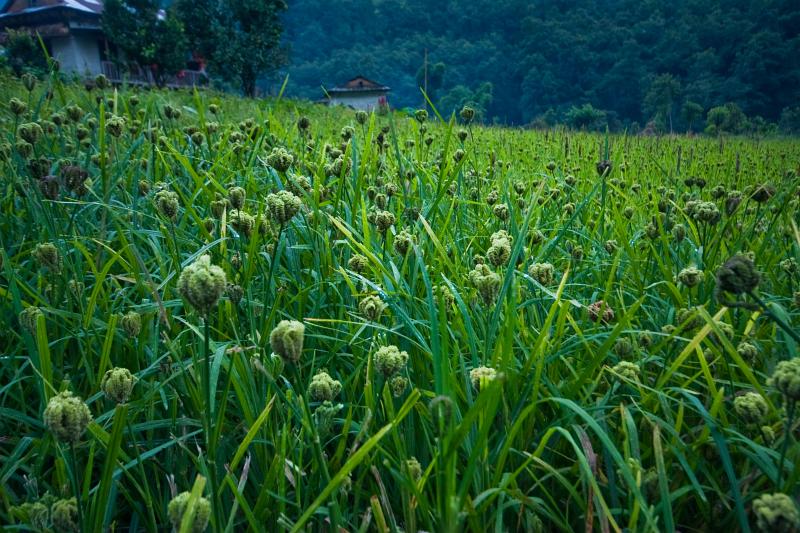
left=326, top=76, right=390, bottom=111
left=0, top=0, right=106, bottom=76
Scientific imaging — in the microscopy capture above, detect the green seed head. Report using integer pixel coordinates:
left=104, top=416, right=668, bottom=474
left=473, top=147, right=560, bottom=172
left=313, top=400, right=340, bottom=435
left=468, top=264, right=501, bottom=306
left=155, top=190, right=179, bottom=219
left=44, top=391, right=92, bottom=443
left=470, top=366, right=497, bottom=391
left=405, top=457, right=422, bottom=481
left=611, top=361, right=640, bottom=382
left=266, top=147, right=294, bottom=172
left=270, top=319, right=305, bottom=363
left=226, top=283, right=244, bottom=306
left=736, top=342, right=759, bottom=362
left=51, top=498, right=78, bottom=532
left=487, top=237, right=511, bottom=267
left=34, top=242, right=61, bottom=273
left=614, top=337, right=633, bottom=358
left=768, top=358, right=800, bottom=402
left=348, top=254, right=369, bottom=273
left=390, top=375, right=409, bottom=397
left=230, top=210, right=255, bottom=237
left=17, top=123, right=44, bottom=145
left=394, top=229, right=414, bottom=255
left=120, top=311, right=142, bottom=338
left=780, top=258, right=797, bottom=276
left=106, top=115, right=125, bottom=137
left=374, top=345, right=408, bottom=378
left=168, top=491, right=212, bottom=533
left=716, top=254, right=759, bottom=295
left=752, top=493, right=799, bottom=532
left=15, top=500, right=49, bottom=530
left=493, top=203, right=510, bottom=221
left=308, top=371, right=342, bottom=402
left=359, top=294, right=387, bottom=322
left=671, top=223, right=686, bottom=242
left=460, top=105, right=475, bottom=124
left=228, top=186, right=246, bottom=210
left=374, top=210, right=396, bottom=233
left=101, top=367, right=137, bottom=404
left=297, top=115, right=310, bottom=131
left=19, top=306, right=43, bottom=334
left=177, top=255, right=227, bottom=314
left=528, top=262, right=554, bottom=285
left=266, top=190, right=302, bottom=225
left=677, top=266, right=705, bottom=287
left=9, top=97, right=28, bottom=115
left=733, top=392, right=768, bottom=425
left=604, top=239, right=619, bottom=254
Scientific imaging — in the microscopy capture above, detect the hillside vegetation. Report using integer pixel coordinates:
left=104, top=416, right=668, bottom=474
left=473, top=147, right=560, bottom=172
left=283, top=0, right=800, bottom=131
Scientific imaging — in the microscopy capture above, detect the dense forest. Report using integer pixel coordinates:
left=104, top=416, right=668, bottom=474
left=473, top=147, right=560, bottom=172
left=281, top=0, right=800, bottom=131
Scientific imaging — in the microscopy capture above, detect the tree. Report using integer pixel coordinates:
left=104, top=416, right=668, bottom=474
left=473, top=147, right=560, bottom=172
left=177, top=0, right=288, bottom=97
left=416, top=61, right=445, bottom=102
left=643, top=74, right=681, bottom=133
left=681, top=101, right=704, bottom=133
left=565, top=104, right=607, bottom=131
left=705, top=103, right=749, bottom=135
left=103, top=0, right=188, bottom=85
left=780, top=106, right=800, bottom=135
left=438, top=82, right=493, bottom=121
left=4, top=29, right=48, bottom=75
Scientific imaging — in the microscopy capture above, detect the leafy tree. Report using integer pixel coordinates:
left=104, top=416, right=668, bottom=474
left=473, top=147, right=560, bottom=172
left=643, top=74, right=681, bottom=132
left=4, top=29, right=48, bottom=75
left=780, top=106, right=800, bottom=135
left=565, top=104, right=607, bottom=131
left=415, top=61, right=445, bottom=103
left=681, top=101, right=704, bottom=132
left=103, top=0, right=189, bottom=85
left=437, top=82, right=493, bottom=122
left=177, top=0, right=288, bottom=96
left=706, top=103, right=749, bottom=135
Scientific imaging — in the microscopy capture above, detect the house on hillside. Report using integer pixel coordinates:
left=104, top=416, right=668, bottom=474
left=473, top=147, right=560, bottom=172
left=325, top=76, right=390, bottom=111
left=0, top=0, right=205, bottom=87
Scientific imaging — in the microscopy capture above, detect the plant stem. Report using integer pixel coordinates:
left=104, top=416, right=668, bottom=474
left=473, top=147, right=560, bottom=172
left=204, top=315, right=221, bottom=530
left=777, top=399, right=795, bottom=488
left=68, top=442, right=85, bottom=531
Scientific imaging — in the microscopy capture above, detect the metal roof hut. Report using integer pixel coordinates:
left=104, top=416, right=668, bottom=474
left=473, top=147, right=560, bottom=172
left=0, top=0, right=206, bottom=86
left=0, top=0, right=106, bottom=76
left=326, top=76, right=390, bottom=111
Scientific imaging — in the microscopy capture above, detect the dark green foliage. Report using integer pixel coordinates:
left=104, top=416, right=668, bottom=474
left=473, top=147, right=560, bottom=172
left=3, top=29, right=48, bottom=76
left=282, top=0, right=800, bottom=129
left=176, top=0, right=288, bottom=96
left=102, top=0, right=189, bottom=85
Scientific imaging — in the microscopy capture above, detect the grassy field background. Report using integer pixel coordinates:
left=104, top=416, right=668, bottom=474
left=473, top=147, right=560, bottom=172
left=1, top=71, right=799, bottom=532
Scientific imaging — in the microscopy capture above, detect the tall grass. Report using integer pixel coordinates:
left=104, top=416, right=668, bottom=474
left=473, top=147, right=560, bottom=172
left=1, top=70, right=799, bottom=532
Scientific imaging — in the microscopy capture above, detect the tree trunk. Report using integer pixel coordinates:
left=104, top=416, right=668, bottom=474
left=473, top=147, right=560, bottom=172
left=241, top=65, right=256, bottom=97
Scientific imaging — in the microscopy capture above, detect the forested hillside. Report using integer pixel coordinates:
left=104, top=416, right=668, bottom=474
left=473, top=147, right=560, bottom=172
left=282, top=0, right=800, bottom=130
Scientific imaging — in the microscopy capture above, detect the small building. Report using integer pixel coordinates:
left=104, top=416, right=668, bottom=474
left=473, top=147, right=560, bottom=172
left=326, top=76, right=390, bottom=111
left=0, top=0, right=205, bottom=87
left=0, top=0, right=106, bottom=76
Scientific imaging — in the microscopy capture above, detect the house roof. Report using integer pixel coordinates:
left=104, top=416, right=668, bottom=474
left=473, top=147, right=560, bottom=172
left=328, top=76, right=390, bottom=94
left=1, top=0, right=103, bottom=18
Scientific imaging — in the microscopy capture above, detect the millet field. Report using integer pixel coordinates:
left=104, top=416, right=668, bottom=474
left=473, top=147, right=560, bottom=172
left=1, top=71, right=800, bottom=532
